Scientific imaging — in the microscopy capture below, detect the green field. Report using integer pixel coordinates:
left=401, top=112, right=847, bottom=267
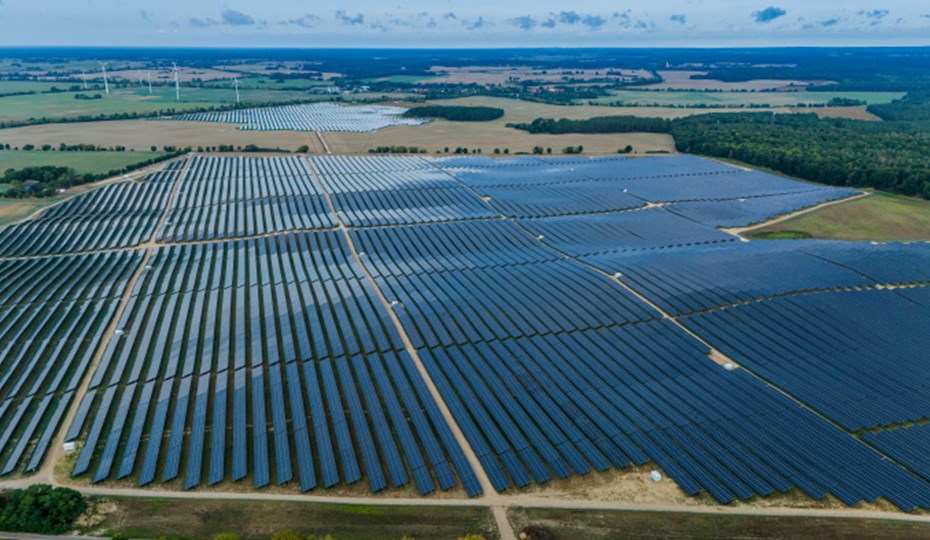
left=85, top=497, right=498, bottom=540
left=204, top=77, right=332, bottom=90
left=749, top=192, right=930, bottom=243
left=0, top=86, right=314, bottom=122
left=582, top=90, right=905, bottom=107
left=509, top=508, right=930, bottom=540
left=0, top=150, right=166, bottom=174
left=0, top=80, right=84, bottom=95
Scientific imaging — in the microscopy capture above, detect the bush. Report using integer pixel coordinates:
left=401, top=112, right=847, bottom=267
left=0, top=484, right=88, bottom=534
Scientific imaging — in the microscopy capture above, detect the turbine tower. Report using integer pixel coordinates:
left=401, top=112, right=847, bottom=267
left=99, top=62, right=110, bottom=95
left=234, top=77, right=240, bottom=105
left=147, top=71, right=153, bottom=95
left=81, top=72, right=88, bottom=90
left=172, top=63, right=180, bottom=102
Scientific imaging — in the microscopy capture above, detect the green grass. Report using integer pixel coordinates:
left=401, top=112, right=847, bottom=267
left=0, top=150, right=166, bottom=175
left=581, top=90, right=905, bottom=107
left=509, top=508, right=930, bottom=540
left=85, top=497, right=498, bottom=540
left=0, top=86, right=314, bottom=122
left=0, top=81, right=82, bottom=95
left=750, top=191, right=930, bottom=243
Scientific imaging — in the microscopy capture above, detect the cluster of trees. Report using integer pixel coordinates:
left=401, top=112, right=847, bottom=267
left=510, top=116, right=672, bottom=134
left=403, top=105, right=504, bottom=122
left=509, top=105, right=930, bottom=198
left=0, top=484, right=87, bottom=534
left=671, top=113, right=930, bottom=198
left=73, top=93, right=103, bottom=100
left=5, top=143, right=130, bottom=152
left=868, top=90, right=930, bottom=122
left=563, top=145, right=585, bottom=154
left=368, top=146, right=428, bottom=154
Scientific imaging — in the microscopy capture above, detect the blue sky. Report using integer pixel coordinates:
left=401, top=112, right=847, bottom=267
left=0, top=1, right=927, bottom=47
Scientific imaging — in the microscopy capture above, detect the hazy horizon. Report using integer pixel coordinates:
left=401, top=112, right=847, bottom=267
left=0, top=1, right=927, bottom=48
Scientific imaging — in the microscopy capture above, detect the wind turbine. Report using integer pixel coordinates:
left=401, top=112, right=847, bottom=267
left=147, top=71, right=153, bottom=95
left=172, top=63, right=180, bottom=102
left=99, top=62, right=110, bottom=95
left=138, top=71, right=145, bottom=88
left=80, top=72, right=88, bottom=90
left=234, top=77, right=240, bottom=105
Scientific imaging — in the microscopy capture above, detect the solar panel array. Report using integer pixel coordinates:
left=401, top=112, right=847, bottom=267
left=158, top=103, right=429, bottom=132
left=0, top=251, right=141, bottom=475
left=3, top=153, right=930, bottom=511
left=0, top=166, right=181, bottom=257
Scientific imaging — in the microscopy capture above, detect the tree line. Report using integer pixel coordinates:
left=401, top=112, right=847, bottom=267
left=2, top=149, right=189, bottom=198
left=509, top=104, right=930, bottom=199
left=403, top=105, right=504, bottom=122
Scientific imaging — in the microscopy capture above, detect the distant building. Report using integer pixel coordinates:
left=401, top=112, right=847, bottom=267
left=307, top=86, right=342, bottom=95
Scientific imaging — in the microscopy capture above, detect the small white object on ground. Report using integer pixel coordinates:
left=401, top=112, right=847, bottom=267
left=650, top=470, right=662, bottom=482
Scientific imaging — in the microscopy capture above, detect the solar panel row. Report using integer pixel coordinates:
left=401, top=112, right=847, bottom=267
left=0, top=250, right=141, bottom=476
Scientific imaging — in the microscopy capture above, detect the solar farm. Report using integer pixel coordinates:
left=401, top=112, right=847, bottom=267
left=156, top=103, right=430, bottom=132
left=2, top=153, right=930, bottom=512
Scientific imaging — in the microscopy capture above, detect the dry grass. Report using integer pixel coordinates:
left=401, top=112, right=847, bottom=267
left=0, top=120, right=325, bottom=152
left=82, top=496, right=498, bottom=540
left=795, top=105, right=882, bottom=121
left=323, top=120, right=676, bottom=156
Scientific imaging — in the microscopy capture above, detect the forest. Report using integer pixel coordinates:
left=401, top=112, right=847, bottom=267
left=510, top=93, right=930, bottom=199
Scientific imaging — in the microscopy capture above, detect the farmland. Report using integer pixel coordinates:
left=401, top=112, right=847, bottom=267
left=582, top=90, right=904, bottom=108
left=0, top=150, right=166, bottom=175
left=0, top=86, right=316, bottom=123
left=0, top=151, right=925, bottom=528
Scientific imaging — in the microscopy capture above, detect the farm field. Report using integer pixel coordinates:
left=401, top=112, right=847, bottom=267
left=0, top=150, right=166, bottom=175
left=0, top=86, right=314, bottom=123
left=0, top=153, right=929, bottom=519
left=508, top=507, right=930, bottom=540
left=641, top=70, right=834, bottom=91
left=582, top=90, right=904, bottom=108
left=749, top=191, right=930, bottom=242
left=84, top=496, right=498, bottom=540
left=0, top=120, right=326, bottom=153
left=0, top=80, right=81, bottom=95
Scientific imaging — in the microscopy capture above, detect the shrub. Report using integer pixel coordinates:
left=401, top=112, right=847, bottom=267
left=0, top=484, right=88, bottom=534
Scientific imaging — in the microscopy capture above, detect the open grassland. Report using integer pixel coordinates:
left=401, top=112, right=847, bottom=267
left=0, top=196, right=64, bottom=226
left=0, top=120, right=326, bottom=153
left=83, top=497, right=499, bottom=540
left=508, top=508, right=930, bottom=540
left=0, top=80, right=82, bottom=95
left=750, top=192, right=930, bottom=242
left=0, top=150, right=166, bottom=174
left=582, top=90, right=904, bottom=107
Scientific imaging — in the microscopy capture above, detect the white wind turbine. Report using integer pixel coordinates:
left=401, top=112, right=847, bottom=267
left=147, top=71, right=153, bottom=95
left=234, top=77, right=240, bottom=105
left=172, top=63, right=180, bottom=102
left=99, top=62, right=110, bottom=95
left=80, top=72, right=88, bottom=90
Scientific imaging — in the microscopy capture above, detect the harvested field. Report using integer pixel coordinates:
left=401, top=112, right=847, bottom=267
left=643, top=70, right=831, bottom=91
left=0, top=120, right=325, bottom=152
